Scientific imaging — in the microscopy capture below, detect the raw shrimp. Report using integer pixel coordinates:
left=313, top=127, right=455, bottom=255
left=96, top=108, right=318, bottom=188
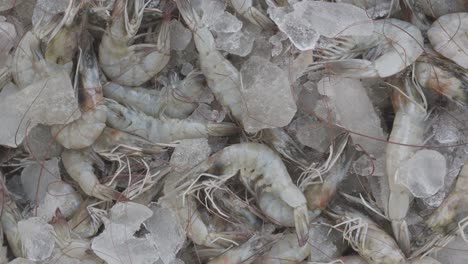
left=386, top=75, right=427, bottom=254
left=411, top=162, right=468, bottom=257
left=99, top=0, right=170, bottom=86
left=328, top=207, right=407, bottom=264
left=51, top=209, right=96, bottom=261
left=103, top=70, right=206, bottom=119
left=415, top=55, right=468, bottom=107
left=68, top=199, right=101, bottom=239
left=176, top=0, right=245, bottom=123
left=303, top=133, right=355, bottom=211
left=51, top=41, right=107, bottom=149
left=175, top=143, right=310, bottom=247
left=229, top=0, right=275, bottom=30
left=62, top=148, right=123, bottom=201
left=207, top=234, right=276, bottom=264
left=105, top=99, right=239, bottom=143
left=427, top=12, right=468, bottom=69
left=312, top=19, right=424, bottom=78
left=417, top=0, right=467, bottom=18
left=0, top=191, right=23, bottom=258
left=254, top=232, right=311, bottom=264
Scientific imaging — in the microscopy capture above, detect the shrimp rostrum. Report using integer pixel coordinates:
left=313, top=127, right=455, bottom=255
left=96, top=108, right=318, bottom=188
left=99, top=0, right=170, bottom=86
left=173, top=143, right=310, bottom=247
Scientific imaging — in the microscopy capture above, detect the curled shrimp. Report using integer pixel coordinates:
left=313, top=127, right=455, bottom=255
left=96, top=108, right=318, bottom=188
left=254, top=232, right=312, bottom=264
left=50, top=40, right=107, bottom=149
left=62, top=148, right=123, bottom=201
left=99, top=0, right=170, bottom=86
left=385, top=75, right=427, bottom=254
left=311, top=19, right=424, bottom=78
left=103, top=70, right=206, bottom=119
left=415, top=55, right=468, bottom=107
left=105, top=99, right=239, bottom=143
left=175, top=143, right=310, bottom=247
left=229, top=0, right=275, bottom=30
left=328, top=207, right=407, bottom=264
left=411, top=162, right=468, bottom=258
left=427, top=12, right=468, bottom=69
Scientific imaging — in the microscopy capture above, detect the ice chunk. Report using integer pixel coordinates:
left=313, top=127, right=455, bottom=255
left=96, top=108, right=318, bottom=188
left=240, top=56, right=297, bottom=133
left=92, top=202, right=156, bottom=264
left=289, top=116, right=330, bottom=152
left=145, top=203, right=186, bottom=263
left=170, top=138, right=211, bottom=172
left=0, top=71, right=80, bottom=147
left=24, top=125, right=63, bottom=160
left=32, top=0, right=69, bottom=26
left=18, top=217, right=55, bottom=261
left=211, top=12, right=243, bottom=33
left=21, top=158, right=61, bottom=203
left=268, top=1, right=373, bottom=50
left=193, top=0, right=225, bottom=27
left=216, top=23, right=260, bottom=57
left=316, top=76, right=386, bottom=175
left=269, top=31, right=288, bottom=57
left=37, top=181, right=81, bottom=222
left=398, top=149, right=446, bottom=198
left=170, top=20, right=192, bottom=51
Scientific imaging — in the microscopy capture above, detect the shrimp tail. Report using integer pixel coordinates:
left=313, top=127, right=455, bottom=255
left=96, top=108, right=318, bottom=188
left=294, top=204, right=310, bottom=247
left=175, top=0, right=200, bottom=30
left=245, top=7, right=275, bottom=30
left=392, top=219, right=411, bottom=255
left=207, top=123, right=240, bottom=137
left=92, top=184, right=128, bottom=202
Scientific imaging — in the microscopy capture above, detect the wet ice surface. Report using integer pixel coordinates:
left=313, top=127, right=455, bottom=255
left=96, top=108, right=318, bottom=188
left=211, top=12, right=243, bottom=33
left=216, top=23, right=260, bottom=57
left=91, top=202, right=157, bottom=264
left=0, top=72, right=80, bottom=147
left=20, top=158, right=60, bottom=202
left=18, top=217, right=55, bottom=261
left=268, top=1, right=374, bottom=50
left=398, top=149, right=446, bottom=198
left=240, top=56, right=297, bottom=133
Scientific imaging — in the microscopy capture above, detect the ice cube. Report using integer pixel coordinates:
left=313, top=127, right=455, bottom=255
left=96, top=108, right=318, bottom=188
left=145, top=203, right=186, bottom=263
left=170, top=138, right=211, bottom=172
left=21, top=158, right=61, bottom=203
left=216, top=23, right=260, bottom=57
left=23, top=125, right=63, bottom=161
left=268, top=1, right=373, bottom=50
left=398, top=149, right=446, bottom=198
left=0, top=71, right=80, bottom=147
left=239, top=56, right=297, bottom=133
left=170, top=20, right=192, bottom=51
left=289, top=116, right=330, bottom=152
left=211, top=12, right=243, bottom=33
left=269, top=31, right=288, bottom=57
left=18, top=217, right=55, bottom=261
left=37, top=181, right=82, bottom=222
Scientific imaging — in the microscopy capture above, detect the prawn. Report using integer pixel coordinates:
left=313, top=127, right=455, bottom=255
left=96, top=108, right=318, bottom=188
left=174, top=143, right=311, bottom=247
left=328, top=207, right=407, bottom=264
left=61, top=148, right=123, bottom=201
left=0, top=182, right=23, bottom=258
left=427, top=12, right=468, bottom=69
left=310, top=19, right=424, bottom=78
left=175, top=0, right=245, bottom=124
left=99, top=0, right=170, bottom=86
left=414, top=54, right=468, bottom=107
left=102, top=70, right=206, bottom=119
left=385, top=75, right=427, bottom=254
left=50, top=39, right=107, bottom=149
left=105, top=99, right=239, bottom=144
left=411, top=162, right=468, bottom=258
left=229, top=0, right=275, bottom=30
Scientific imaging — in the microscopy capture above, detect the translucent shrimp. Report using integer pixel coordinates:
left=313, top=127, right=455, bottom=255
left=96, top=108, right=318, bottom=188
left=62, top=148, right=123, bottom=201
left=385, top=76, right=427, bottom=254
left=99, top=0, right=170, bottom=86
left=328, top=207, right=407, bottom=264
left=415, top=55, right=468, bottom=107
left=254, top=232, right=311, bottom=264
left=229, top=0, right=275, bottom=30
left=175, top=0, right=245, bottom=123
left=51, top=41, right=107, bottom=149
left=175, top=143, right=310, bottom=247
left=411, top=162, right=468, bottom=258
left=311, top=19, right=424, bottom=78
left=102, top=70, right=206, bottom=119
left=427, top=12, right=468, bottom=69
left=105, top=99, right=239, bottom=143
left=207, top=234, right=276, bottom=264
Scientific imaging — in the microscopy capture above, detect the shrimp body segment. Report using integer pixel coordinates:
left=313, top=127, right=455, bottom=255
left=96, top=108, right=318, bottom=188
left=99, top=0, right=170, bottom=86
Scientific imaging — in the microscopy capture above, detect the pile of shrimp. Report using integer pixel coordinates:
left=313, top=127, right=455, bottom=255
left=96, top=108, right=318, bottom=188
left=0, top=0, right=466, bottom=263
